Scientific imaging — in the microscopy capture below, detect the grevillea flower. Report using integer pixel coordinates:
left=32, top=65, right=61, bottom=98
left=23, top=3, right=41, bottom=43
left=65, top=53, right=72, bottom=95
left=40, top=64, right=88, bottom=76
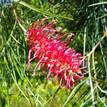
left=27, top=17, right=84, bottom=89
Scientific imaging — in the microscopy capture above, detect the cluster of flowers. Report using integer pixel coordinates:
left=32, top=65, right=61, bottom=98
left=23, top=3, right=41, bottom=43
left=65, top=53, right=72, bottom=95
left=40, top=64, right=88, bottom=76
left=27, top=17, right=84, bottom=89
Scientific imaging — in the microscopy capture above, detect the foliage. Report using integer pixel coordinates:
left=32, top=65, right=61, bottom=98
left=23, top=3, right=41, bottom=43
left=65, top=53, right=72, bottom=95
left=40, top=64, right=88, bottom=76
left=0, top=0, right=107, bottom=107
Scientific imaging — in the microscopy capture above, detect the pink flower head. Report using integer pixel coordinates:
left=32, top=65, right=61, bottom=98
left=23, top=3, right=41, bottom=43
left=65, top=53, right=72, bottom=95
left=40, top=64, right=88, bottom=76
left=27, top=17, right=84, bottom=89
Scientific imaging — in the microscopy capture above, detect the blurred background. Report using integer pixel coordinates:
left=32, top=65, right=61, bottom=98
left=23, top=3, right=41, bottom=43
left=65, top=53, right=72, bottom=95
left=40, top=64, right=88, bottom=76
left=0, top=0, right=107, bottom=107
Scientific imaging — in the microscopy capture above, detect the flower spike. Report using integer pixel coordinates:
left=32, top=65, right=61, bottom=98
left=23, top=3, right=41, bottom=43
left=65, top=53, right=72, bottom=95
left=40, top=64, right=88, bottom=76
left=27, top=17, right=84, bottom=89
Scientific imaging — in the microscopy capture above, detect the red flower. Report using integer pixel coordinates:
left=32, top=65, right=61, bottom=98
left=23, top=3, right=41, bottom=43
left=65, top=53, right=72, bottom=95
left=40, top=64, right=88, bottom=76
left=27, top=17, right=84, bottom=89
